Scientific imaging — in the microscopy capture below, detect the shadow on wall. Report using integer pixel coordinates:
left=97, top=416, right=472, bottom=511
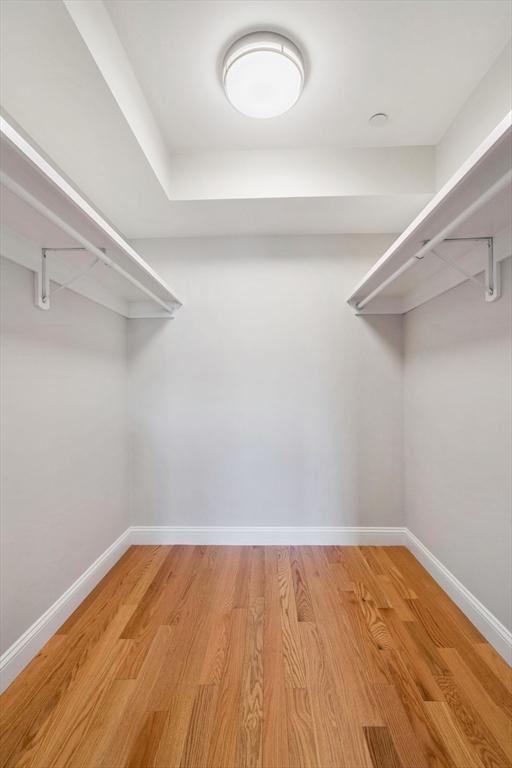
left=348, top=315, right=404, bottom=527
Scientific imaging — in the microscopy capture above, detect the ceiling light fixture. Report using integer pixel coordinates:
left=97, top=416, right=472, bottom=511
left=222, top=32, right=304, bottom=119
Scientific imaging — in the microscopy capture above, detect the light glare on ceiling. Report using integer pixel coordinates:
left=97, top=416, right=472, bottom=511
left=223, top=32, right=304, bottom=119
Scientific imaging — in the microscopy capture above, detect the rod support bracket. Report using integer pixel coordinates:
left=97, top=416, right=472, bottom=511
left=35, top=248, right=50, bottom=310
left=485, top=237, right=500, bottom=302
left=423, top=236, right=500, bottom=303
left=34, top=246, right=107, bottom=310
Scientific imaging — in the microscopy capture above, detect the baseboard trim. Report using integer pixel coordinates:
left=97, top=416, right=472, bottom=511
left=405, top=529, right=512, bottom=664
left=129, top=525, right=407, bottom=546
left=0, top=528, right=132, bottom=693
left=1, top=524, right=510, bottom=692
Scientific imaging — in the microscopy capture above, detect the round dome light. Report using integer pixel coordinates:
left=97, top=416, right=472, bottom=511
left=222, top=32, right=304, bottom=119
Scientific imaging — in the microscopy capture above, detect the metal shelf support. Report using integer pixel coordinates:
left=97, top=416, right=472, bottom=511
left=35, top=247, right=107, bottom=310
left=35, top=249, right=50, bottom=310
left=485, top=237, right=500, bottom=302
left=422, top=236, right=500, bottom=302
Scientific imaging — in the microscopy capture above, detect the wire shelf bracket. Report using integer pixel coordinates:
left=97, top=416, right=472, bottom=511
left=422, top=236, right=500, bottom=303
left=35, top=247, right=106, bottom=310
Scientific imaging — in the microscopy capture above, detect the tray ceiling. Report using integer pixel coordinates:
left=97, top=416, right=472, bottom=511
left=0, top=0, right=510, bottom=237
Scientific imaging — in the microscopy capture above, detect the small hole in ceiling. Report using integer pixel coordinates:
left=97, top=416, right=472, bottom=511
left=369, top=112, right=389, bottom=126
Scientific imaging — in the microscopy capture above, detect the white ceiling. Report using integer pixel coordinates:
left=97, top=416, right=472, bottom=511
left=105, top=0, right=512, bottom=150
left=0, top=0, right=510, bottom=238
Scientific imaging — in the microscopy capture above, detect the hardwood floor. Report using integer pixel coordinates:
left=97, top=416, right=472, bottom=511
left=1, top=545, right=511, bottom=767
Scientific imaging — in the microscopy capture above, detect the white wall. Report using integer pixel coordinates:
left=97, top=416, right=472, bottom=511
left=404, top=257, right=512, bottom=630
left=128, top=235, right=403, bottom=529
left=0, top=257, right=129, bottom=653
left=436, top=41, right=512, bottom=188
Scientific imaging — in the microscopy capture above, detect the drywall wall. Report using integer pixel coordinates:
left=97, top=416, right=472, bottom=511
left=128, top=234, right=403, bottom=528
left=436, top=41, right=512, bottom=188
left=404, top=256, right=512, bottom=630
left=0, top=257, right=128, bottom=653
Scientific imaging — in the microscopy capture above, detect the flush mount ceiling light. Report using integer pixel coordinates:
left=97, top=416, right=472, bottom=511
left=222, top=32, right=304, bottom=119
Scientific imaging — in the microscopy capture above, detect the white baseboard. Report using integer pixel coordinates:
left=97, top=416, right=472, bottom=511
left=129, top=525, right=406, bottom=546
left=0, top=528, right=132, bottom=693
left=1, top=524, right=509, bottom=692
left=405, top=529, right=512, bottom=664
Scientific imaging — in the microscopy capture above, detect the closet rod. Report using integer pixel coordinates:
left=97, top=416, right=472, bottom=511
left=0, top=171, right=176, bottom=315
left=355, top=169, right=512, bottom=311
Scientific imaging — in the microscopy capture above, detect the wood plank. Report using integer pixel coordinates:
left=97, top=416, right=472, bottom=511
left=232, top=547, right=251, bottom=609
left=359, top=597, right=396, bottom=651
left=363, top=726, right=403, bottom=768
left=286, top=688, right=320, bottom=768
left=434, top=670, right=511, bottom=768
left=199, top=549, right=240, bottom=685
left=120, top=546, right=191, bottom=640
left=180, top=685, right=218, bottom=768
left=299, top=620, right=349, bottom=768
left=262, top=547, right=290, bottom=768
left=380, top=649, right=456, bottom=768
left=380, top=608, right=445, bottom=703
left=424, top=702, right=485, bottom=768
left=152, top=549, right=227, bottom=766
left=290, top=546, right=315, bottom=622
left=299, top=546, right=376, bottom=766
left=440, top=647, right=512, bottom=763
left=307, top=547, right=385, bottom=729
left=235, top=596, right=264, bottom=768
left=448, top=635, right=512, bottom=718
left=404, top=620, right=451, bottom=677
left=276, top=547, right=307, bottom=689
left=206, top=608, right=248, bottom=768
left=343, top=547, right=392, bottom=609
left=116, top=546, right=197, bottom=680
left=0, top=550, right=157, bottom=768
left=248, top=546, right=265, bottom=601
left=373, top=683, right=429, bottom=768
left=55, top=546, right=144, bottom=635
left=337, top=590, right=391, bottom=685
left=64, top=678, right=137, bottom=768
left=476, top=642, right=512, bottom=684
left=93, top=625, right=174, bottom=767
left=386, top=547, right=485, bottom=643
left=373, top=548, right=418, bottom=600
left=20, top=605, right=135, bottom=768
left=377, top=577, right=417, bottom=621
left=125, top=709, right=169, bottom=768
